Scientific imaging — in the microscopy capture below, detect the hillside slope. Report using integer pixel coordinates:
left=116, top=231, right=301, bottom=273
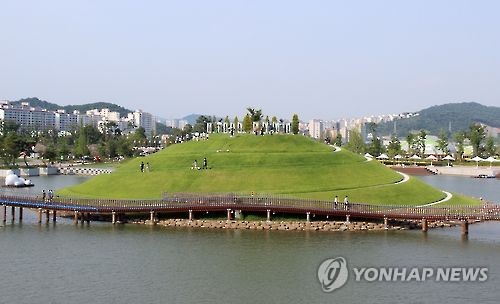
left=58, top=134, right=477, bottom=206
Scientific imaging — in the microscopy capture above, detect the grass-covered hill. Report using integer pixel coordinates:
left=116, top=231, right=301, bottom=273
left=58, top=134, right=479, bottom=206
left=378, top=102, right=500, bottom=136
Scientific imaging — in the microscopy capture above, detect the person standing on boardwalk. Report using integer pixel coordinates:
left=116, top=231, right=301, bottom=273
left=203, top=157, right=208, bottom=169
left=42, top=190, right=46, bottom=202
left=48, top=190, right=54, bottom=202
left=334, top=195, right=338, bottom=209
left=344, top=196, right=350, bottom=211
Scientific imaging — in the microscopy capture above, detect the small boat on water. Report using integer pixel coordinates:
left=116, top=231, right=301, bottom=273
left=472, top=174, right=496, bottom=179
left=3, top=170, right=35, bottom=187
left=2, top=183, right=35, bottom=188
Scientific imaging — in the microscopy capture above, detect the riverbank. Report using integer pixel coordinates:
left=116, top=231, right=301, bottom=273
left=392, top=165, right=500, bottom=178
left=131, top=218, right=467, bottom=231
left=0, top=166, right=112, bottom=177
left=427, top=165, right=500, bottom=178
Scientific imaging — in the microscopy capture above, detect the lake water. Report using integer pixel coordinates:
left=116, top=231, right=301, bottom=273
left=1, top=175, right=499, bottom=303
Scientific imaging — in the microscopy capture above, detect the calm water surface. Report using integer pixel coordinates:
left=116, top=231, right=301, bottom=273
left=1, top=175, right=499, bottom=304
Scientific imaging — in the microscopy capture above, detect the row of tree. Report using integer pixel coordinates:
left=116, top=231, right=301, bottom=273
left=192, top=108, right=300, bottom=135
left=344, top=123, right=498, bottom=159
left=0, top=120, right=151, bottom=167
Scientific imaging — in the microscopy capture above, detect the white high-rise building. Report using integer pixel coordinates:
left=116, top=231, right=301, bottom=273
left=0, top=105, right=56, bottom=131
left=308, top=119, right=324, bottom=139
left=132, top=110, right=155, bottom=136
left=55, top=110, right=79, bottom=131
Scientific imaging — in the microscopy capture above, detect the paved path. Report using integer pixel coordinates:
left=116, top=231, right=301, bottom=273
left=416, top=191, right=453, bottom=207
left=394, top=171, right=410, bottom=184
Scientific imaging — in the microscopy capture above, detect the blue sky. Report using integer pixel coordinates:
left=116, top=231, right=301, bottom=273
left=1, top=0, right=499, bottom=120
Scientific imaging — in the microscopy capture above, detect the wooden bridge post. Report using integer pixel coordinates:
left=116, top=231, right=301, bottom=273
left=306, top=212, right=310, bottom=223
left=461, top=220, right=469, bottom=236
left=46, top=210, right=50, bottom=223
left=111, top=211, right=116, bottom=224
left=267, top=209, right=271, bottom=222
left=53, top=210, right=57, bottom=222
left=74, top=211, right=79, bottom=225
left=150, top=211, right=156, bottom=224
left=80, top=212, right=85, bottom=224
left=38, top=208, right=43, bottom=224
left=422, top=218, right=428, bottom=232
left=227, top=209, right=232, bottom=221
left=384, top=217, right=388, bottom=230
left=346, top=215, right=350, bottom=224
left=86, top=213, right=90, bottom=224
left=19, top=207, right=23, bottom=221
left=11, top=207, right=15, bottom=222
left=188, top=210, right=193, bottom=221
left=2, top=205, right=6, bottom=222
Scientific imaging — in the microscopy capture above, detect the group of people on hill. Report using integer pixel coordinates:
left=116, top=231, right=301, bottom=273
left=140, top=161, right=151, bottom=172
left=192, top=157, right=208, bottom=170
left=333, top=195, right=350, bottom=210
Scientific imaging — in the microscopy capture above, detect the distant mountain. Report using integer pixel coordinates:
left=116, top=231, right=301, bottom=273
left=377, top=102, right=500, bottom=137
left=181, top=114, right=202, bottom=125
left=11, top=97, right=133, bottom=117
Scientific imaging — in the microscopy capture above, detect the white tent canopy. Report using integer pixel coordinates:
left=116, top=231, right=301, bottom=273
left=443, top=155, right=455, bottom=161
left=410, top=155, right=421, bottom=160
left=376, top=153, right=389, bottom=160
left=425, top=155, right=437, bottom=166
left=469, top=156, right=484, bottom=167
left=364, top=153, right=374, bottom=158
left=394, top=155, right=403, bottom=159
left=470, top=156, right=484, bottom=162
left=484, top=156, right=499, bottom=168
left=484, top=156, right=498, bottom=162
left=443, top=155, right=455, bottom=166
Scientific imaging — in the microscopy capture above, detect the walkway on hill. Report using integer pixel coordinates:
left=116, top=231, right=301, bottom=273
left=416, top=191, right=453, bottom=207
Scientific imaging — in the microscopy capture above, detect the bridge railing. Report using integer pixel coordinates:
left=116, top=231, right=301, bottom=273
left=1, top=192, right=499, bottom=220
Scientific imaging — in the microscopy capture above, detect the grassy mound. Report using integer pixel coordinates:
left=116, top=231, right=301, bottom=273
left=58, top=134, right=480, bottom=206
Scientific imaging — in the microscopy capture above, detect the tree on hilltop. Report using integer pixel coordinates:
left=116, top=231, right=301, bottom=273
left=247, top=108, right=263, bottom=122
left=193, top=115, right=211, bottom=133
left=243, top=114, right=252, bottom=133
left=345, top=129, right=365, bottom=154
left=292, top=114, right=299, bottom=134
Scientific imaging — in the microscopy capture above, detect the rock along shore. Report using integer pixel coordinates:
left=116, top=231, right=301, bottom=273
left=132, top=218, right=462, bottom=232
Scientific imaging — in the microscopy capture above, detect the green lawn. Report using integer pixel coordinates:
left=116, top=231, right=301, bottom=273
left=57, top=134, right=480, bottom=206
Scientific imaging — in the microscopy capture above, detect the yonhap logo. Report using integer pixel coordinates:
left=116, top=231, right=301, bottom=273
left=317, top=257, right=349, bottom=292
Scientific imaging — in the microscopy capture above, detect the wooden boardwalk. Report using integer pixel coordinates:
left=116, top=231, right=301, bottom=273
left=1, top=193, right=500, bottom=225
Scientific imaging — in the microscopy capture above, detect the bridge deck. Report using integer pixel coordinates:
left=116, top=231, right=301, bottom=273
left=1, top=193, right=499, bottom=221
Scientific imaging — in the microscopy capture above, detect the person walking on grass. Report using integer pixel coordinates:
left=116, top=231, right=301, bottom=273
left=140, top=161, right=144, bottom=172
left=203, top=157, right=208, bottom=169
left=192, top=160, right=199, bottom=170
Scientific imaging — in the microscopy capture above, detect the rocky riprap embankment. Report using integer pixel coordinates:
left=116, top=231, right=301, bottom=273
left=131, top=219, right=460, bottom=231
